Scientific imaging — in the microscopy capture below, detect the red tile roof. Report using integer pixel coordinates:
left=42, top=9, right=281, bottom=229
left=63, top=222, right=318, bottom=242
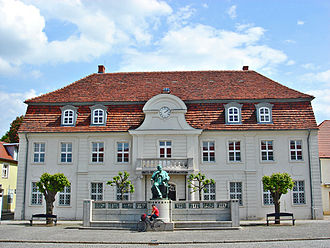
left=318, top=120, right=330, bottom=158
left=0, top=142, right=15, bottom=162
left=26, top=70, right=313, bottom=104
left=19, top=101, right=317, bottom=133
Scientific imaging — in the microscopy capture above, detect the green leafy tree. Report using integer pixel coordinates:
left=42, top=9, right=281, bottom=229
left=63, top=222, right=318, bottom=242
left=262, top=173, right=294, bottom=224
left=1, top=115, right=24, bottom=143
left=37, top=173, right=70, bottom=224
left=188, top=172, right=215, bottom=201
left=107, top=171, right=135, bottom=200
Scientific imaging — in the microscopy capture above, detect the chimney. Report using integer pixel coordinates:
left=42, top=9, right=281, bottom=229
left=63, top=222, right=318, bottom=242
left=242, top=66, right=249, bottom=71
left=98, top=65, right=105, bottom=73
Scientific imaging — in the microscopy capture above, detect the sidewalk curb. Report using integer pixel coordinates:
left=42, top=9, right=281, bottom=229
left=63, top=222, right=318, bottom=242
left=0, top=237, right=329, bottom=245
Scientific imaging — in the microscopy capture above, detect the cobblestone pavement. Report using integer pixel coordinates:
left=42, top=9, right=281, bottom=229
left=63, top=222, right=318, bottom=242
left=0, top=217, right=329, bottom=247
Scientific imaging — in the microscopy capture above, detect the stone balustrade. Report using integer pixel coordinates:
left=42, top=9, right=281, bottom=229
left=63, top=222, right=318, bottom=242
left=136, top=158, right=193, bottom=173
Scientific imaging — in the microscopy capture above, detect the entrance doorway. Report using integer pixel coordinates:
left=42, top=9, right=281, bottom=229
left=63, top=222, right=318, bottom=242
left=168, top=183, right=176, bottom=201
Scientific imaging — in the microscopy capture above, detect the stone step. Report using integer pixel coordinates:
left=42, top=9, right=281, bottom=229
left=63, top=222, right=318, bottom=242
left=174, top=220, right=234, bottom=229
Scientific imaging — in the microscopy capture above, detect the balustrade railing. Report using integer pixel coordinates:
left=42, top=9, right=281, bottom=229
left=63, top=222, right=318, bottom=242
left=136, top=158, right=192, bottom=172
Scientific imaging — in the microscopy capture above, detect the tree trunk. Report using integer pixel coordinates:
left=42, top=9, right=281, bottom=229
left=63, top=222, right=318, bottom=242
left=45, top=193, right=56, bottom=224
left=273, top=193, right=281, bottom=224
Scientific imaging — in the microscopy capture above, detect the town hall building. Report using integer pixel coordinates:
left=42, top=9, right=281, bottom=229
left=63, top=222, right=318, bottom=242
left=14, top=65, right=323, bottom=220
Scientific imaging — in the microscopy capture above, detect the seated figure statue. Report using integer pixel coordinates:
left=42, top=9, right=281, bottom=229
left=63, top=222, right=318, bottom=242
left=151, top=164, right=170, bottom=199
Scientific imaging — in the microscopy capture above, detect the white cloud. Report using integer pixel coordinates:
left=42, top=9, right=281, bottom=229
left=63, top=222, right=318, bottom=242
left=0, top=89, right=38, bottom=136
left=287, top=60, right=295, bottom=66
left=307, top=89, right=330, bottom=124
left=227, top=5, right=237, bottom=19
left=302, top=63, right=319, bottom=70
left=297, top=20, right=305, bottom=25
left=167, top=5, right=195, bottom=29
left=284, top=39, right=296, bottom=44
left=120, top=24, right=288, bottom=72
left=0, top=0, right=172, bottom=72
left=202, top=3, right=208, bottom=8
left=302, top=69, right=330, bottom=84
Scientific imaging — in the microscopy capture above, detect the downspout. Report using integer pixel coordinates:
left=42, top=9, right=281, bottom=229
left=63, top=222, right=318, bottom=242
left=22, top=133, right=29, bottom=220
left=307, top=129, right=314, bottom=219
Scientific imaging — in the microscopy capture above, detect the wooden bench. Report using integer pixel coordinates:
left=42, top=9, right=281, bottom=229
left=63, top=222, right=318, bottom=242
left=266, top=212, right=295, bottom=226
left=30, top=214, right=57, bottom=226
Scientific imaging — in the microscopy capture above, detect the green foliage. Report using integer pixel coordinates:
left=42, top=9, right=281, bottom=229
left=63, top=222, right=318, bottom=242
left=262, top=173, right=294, bottom=196
left=107, top=171, right=135, bottom=200
left=1, top=115, right=24, bottom=143
left=187, top=172, right=215, bottom=201
left=37, top=173, right=71, bottom=195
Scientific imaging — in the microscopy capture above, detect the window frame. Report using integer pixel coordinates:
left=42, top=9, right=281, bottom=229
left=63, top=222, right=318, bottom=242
left=289, top=139, right=303, bottom=161
left=31, top=182, right=43, bottom=206
left=90, top=105, right=107, bottom=126
left=60, top=105, right=78, bottom=126
left=292, top=180, right=306, bottom=205
left=91, top=142, right=105, bottom=164
left=229, top=181, right=243, bottom=206
left=33, top=142, right=46, bottom=164
left=116, top=141, right=130, bottom=163
left=260, top=140, right=274, bottom=162
left=202, top=140, right=216, bottom=163
left=262, top=186, right=274, bottom=206
left=159, top=140, right=172, bottom=158
left=60, top=142, right=73, bottom=164
left=91, top=182, right=103, bottom=201
left=228, top=140, right=241, bottom=163
left=116, top=187, right=130, bottom=201
left=2, top=164, right=9, bottom=178
left=204, top=183, right=216, bottom=200
left=58, top=185, right=71, bottom=207
left=224, top=102, right=242, bottom=124
left=255, top=103, right=273, bottom=124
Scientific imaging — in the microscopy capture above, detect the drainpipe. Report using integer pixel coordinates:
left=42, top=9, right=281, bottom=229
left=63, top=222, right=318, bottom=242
left=22, top=133, right=29, bottom=220
left=307, top=129, right=314, bottom=219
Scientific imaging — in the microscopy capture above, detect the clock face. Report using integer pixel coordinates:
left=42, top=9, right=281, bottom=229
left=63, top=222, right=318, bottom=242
left=159, top=106, right=171, bottom=119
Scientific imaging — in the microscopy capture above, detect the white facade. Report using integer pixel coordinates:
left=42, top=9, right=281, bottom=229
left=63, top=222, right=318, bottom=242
left=321, top=158, right=330, bottom=214
left=14, top=94, right=323, bottom=220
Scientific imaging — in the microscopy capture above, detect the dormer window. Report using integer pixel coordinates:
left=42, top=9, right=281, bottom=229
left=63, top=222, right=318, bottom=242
left=90, top=105, right=107, bottom=126
left=224, top=102, right=242, bottom=124
left=61, top=105, right=78, bottom=126
left=255, top=103, right=273, bottom=123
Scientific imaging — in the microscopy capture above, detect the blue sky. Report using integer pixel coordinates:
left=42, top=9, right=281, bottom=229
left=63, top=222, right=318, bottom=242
left=0, top=0, right=329, bottom=136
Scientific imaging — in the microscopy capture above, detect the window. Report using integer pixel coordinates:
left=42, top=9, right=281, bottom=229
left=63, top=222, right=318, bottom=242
left=160, top=141, right=171, bottom=158
left=224, top=102, right=242, bottom=124
left=293, top=180, right=305, bottom=204
left=290, top=140, right=303, bottom=161
left=259, top=107, right=270, bottom=122
left=61, top=105, right=78, bottom=126
left=90, top=105, right=107, bottom=125
left=31, top=182, right=43, bottom=205
left=261, top=140, right=274, bottom=161
left=263, top=187, right=274, bottom=205
left=202, top=141, right=215, bottom=162
left=117, top=142, right=129, bottom=163
left=228, top=141, right=241, bottom=162
left=2, top=164, right=8, bottom=178
left=204, top=183, right=216, bottom=200
left=228, top=107, right=239, bottom=123
left=116, top=187, right=129, bottom=200
left=59, top=186, right=71, bottom=206
left=229, top=182, right=242, bottom=205
left=255, top=103, right=273, bottom=123
left=61, top=143, right=72, bottom=163
left=91, top=183, right=103, bottom=200
left=33, top=143, right=45, bottom=163
left=91, top=142, right=104, bottom=163
left=63, top=110, right=74, bottom=125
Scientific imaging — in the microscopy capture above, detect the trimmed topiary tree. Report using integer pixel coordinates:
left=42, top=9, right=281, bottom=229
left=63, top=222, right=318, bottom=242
left=107, top=171, right=135, bottom=200
left=262, top=172, right=294, bottom=224
left=187, top=172, right=215, bottom=201
left=37, top=173, right=70, bottom=224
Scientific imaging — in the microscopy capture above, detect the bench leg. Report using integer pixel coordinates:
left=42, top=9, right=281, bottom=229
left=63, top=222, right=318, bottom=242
left=30, top=220, right=33, bottom=226
left=266, top=219, right=269, bottom=226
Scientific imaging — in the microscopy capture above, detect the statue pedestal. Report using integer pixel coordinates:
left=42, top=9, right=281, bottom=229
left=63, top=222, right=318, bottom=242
left=148, top=200, right=171, bottom=222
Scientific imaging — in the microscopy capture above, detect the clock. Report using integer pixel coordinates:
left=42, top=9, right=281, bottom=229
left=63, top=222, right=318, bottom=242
left=159, top=106, right=171, bottom=119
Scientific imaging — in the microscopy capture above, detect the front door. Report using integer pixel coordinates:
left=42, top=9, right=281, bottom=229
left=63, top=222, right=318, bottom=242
left=168, top=183, right=176, bottom=201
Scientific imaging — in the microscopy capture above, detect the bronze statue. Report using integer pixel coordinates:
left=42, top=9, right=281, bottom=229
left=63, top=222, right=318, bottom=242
left=151, top=164, right=170, bottom=199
